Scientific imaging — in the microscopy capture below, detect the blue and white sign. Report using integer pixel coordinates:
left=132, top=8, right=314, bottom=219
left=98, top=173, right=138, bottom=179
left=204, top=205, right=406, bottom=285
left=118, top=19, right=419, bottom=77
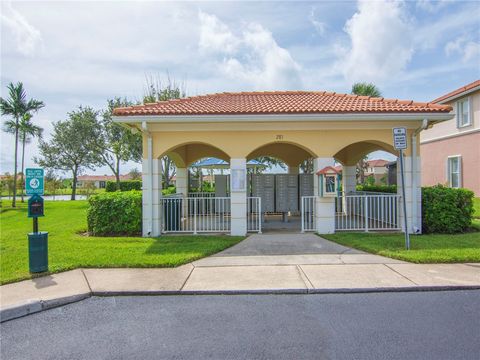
left=25, top=168, right=44, bottom=195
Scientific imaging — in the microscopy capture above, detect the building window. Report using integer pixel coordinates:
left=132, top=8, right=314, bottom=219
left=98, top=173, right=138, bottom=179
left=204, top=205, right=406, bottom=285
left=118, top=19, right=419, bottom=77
left=447, top=156, right=462, bottom=188
left=457, top=98, right=471, bottom=128
left=99, top=181, right=106, bottom=189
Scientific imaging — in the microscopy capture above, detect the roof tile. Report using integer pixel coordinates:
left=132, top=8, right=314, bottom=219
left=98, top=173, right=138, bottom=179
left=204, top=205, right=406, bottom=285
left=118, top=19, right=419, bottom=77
left=113, top=91, right=452, bottom=116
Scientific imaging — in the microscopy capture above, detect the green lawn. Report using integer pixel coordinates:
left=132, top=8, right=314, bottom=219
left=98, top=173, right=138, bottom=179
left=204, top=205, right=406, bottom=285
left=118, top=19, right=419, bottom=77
left=474, top=197, right=480, bottom=218
left=0, top=200, right=243, bottom=285
left=323, top=230, right=480, bottom=263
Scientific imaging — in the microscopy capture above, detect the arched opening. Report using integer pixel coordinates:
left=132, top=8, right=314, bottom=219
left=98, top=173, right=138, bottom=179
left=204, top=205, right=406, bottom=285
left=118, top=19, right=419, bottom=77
left=334, top=140, right=397, bottom=187
left=247, top=141, right=317, bottom=173
left=157, top=142, right=231, bottom=192
left=244, top=142, right=317, bottom=233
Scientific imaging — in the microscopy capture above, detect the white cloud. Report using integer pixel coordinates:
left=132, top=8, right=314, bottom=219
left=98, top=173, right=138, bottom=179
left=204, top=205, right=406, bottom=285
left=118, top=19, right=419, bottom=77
left=1, top=1, right=42, bottom=56
left=445, top=37, right=480, bottom=63
left=340, top=0, right=414, bottom=84
left=308, top=8, right=326, bottom=36
left=198, top=11, right=239, bottom=54
left=416, top=0, right=450, bottom=13
left=198, top=11, right=302, bottom=90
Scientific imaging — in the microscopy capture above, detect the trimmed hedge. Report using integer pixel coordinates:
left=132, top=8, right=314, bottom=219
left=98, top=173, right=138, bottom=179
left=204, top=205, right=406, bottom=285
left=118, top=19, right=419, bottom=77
left=422, top=185, right=474, bottom=234
left=87, top=190, right=142, bottom=236
left=356, top=184, right=397, bottom=193
left=105, top=180, right=142, bottom=192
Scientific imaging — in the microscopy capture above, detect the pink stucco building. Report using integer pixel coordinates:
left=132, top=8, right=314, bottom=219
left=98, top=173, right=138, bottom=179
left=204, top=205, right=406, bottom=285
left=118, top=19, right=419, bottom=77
left=421, top=80, right=480, bottom=196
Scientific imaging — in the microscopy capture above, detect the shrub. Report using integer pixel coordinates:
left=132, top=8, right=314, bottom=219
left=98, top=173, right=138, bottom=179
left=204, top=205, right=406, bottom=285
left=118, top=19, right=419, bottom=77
left=356, top=184, right=397, bottom=193
left=162, top=186, right=176, bottom=195
left=422, top=185, right=474, bottom=234
left=87, top=191, right=142, bottom=236
left=105, top=180, right=142, bottom=192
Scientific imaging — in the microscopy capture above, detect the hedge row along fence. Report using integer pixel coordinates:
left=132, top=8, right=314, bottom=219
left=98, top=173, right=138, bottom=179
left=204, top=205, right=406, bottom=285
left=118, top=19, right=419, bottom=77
left=105, top=180, right=142, bottom=192
left=87, top=186, right=475, bottom=236
left=105, top=180, right=176, bottom=196
left=87, top=190, right=142, bottom=236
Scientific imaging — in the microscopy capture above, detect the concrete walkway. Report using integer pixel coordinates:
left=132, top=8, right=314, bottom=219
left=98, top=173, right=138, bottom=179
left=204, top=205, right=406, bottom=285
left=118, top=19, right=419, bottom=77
left=215, top=233, right=363, bottom=256
left=2, top=263, right=479, bottom=322
left=1, top=235, right=479, bottom=322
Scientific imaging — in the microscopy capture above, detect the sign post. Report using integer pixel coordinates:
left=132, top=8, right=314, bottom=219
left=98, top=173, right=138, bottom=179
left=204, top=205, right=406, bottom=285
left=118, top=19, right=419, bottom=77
left=393, top=128, right=410, bottom=250
left=25, top=168, right=48, bottom=273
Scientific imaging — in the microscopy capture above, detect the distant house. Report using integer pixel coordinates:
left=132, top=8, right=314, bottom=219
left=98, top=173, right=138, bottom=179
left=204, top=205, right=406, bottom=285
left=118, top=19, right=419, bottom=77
left=333, top=160, right=390, bottom=185
left=76, top=174, right=132, bottom=189
left=420, top=80, right=480, bottom=195
left=365, top=159, right=389, bottom=184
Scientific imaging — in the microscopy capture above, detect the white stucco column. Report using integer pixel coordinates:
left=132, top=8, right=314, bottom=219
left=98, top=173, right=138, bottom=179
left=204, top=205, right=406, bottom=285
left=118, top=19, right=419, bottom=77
left=288, top=166, right=299, bottom=175
left=175, top=167, right=188, bottom=197
left=230, top=158, right=247, bottom=236
left=142, top=157, right=162, bottom=237
left=342, top=165, right=356, bottom=194
left=313, top=157, right=336, bottom=234
left=397, top=155, right=421, bottom=234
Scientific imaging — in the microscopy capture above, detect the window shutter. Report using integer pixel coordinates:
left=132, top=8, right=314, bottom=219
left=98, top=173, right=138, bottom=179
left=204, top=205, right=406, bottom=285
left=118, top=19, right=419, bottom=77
left=458, top=156, right=462, bottom=188
left=468, top=97, right=473, bottom=126
left=446, top=157, right=451, bottom=186
left=455, top=101, right=460, bottom=128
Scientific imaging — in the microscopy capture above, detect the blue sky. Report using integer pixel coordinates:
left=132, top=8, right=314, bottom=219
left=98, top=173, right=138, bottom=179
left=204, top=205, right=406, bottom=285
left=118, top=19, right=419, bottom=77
left=1, top=0, right=479, bottom=175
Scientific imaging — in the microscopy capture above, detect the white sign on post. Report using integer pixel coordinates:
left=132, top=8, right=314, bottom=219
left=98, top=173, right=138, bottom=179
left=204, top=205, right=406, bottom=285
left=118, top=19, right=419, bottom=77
left=392, top=127, right=410, bottom=250
left=393, top=127, right=407, bottom=150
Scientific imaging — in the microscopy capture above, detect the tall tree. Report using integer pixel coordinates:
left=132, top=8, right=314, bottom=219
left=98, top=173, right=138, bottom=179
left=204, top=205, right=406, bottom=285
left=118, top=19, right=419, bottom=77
left=143, top=74, right=186, bottom=187
left=300, top=158, right=314, bottom=174
left=128, top=168, right=142, bottom=180
left=351, top=82, right=382, bottom=97
left=18, top=113, right=43, bottom=201
left=356, top=155, right=369, bottom=184
left=35, top=106, right=101, bottom=200
left=351, top=83, right=381, bottom=182
left=0, top=82, right=44, bottom=207
left=252, top=157, right=286, bottom=174
left=93, top=98, right=142, bottom=190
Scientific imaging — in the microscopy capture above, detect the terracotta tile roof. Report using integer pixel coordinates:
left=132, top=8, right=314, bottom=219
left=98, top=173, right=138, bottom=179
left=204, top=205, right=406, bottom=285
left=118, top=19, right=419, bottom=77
left=367, top=159, right=389, bottom=167
left=432, top=80, right=480, bottom=104
left=113, top=91, right=452, bottom=116
left=77, top=175, right=132, bottom=181
left=316, top=166, right=341, bottom=175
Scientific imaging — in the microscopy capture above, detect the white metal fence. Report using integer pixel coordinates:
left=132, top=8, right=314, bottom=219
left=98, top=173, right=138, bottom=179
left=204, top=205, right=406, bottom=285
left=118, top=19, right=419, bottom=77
left=247, top=197, right=262, bottom=233
left=161, top=196, right=231, bottom=234
left=187, top=192, right=215, bottom=198
left=335, top=193, right=400, bottom=231
left=301, top=196, right=316, bottom=232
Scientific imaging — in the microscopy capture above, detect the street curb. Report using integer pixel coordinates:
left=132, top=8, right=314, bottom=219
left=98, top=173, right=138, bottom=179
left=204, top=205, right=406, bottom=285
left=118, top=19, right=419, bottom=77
left=0, top=293, right=90, bottom=323
left=92, top=285, right=480, bottom=297
left=2, top=286, right=479, bottom=322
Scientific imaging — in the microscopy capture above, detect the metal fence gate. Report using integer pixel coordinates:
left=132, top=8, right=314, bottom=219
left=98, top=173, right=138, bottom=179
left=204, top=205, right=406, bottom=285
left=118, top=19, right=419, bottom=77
left=301, top=196, right=316, bottom=232
left=160, top=195, right=261, bottom=234
left=161, top=196, right=231, bottom=234
left=335, top=193, right=400, bottom=231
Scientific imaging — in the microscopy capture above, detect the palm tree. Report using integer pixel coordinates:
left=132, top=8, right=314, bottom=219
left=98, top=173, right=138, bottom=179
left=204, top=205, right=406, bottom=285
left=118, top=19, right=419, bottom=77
left=0, top=82, right=44, bottom=207
left=19, top=113, right=43, bottom=201
left=351, top=82, right=382, bottom=97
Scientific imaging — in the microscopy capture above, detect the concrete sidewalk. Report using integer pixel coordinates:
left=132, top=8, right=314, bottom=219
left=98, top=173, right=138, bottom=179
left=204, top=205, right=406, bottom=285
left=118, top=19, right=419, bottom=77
left=1, top=262, right=479, bottom=322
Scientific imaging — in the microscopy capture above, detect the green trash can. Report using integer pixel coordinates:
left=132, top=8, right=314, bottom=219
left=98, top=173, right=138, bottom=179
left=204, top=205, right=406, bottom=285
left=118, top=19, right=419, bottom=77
left=28, top=231, right=48, bottom=273
left=164, top=198, right=182, bottom=231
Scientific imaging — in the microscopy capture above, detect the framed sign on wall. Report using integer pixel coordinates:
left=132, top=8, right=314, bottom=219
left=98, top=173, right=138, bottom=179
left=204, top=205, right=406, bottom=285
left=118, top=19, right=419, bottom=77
left=231, top=169, right=246, bottom=192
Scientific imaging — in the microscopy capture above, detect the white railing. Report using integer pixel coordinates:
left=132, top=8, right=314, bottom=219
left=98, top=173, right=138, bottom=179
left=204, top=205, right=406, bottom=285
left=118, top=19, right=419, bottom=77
left=187, top=192, right=215, bottom=198
left=247, top=197, right=262, bottom=233
left=301, top=196, right=316, bottom=232
left=161, top=196, right=231, bottom=234
left=335, top=194, right=400, bottom=231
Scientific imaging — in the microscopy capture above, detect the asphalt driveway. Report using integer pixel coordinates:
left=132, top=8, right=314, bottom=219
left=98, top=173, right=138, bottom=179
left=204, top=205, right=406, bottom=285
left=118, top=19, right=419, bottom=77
left=215, top=233, right=363, bottom=256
